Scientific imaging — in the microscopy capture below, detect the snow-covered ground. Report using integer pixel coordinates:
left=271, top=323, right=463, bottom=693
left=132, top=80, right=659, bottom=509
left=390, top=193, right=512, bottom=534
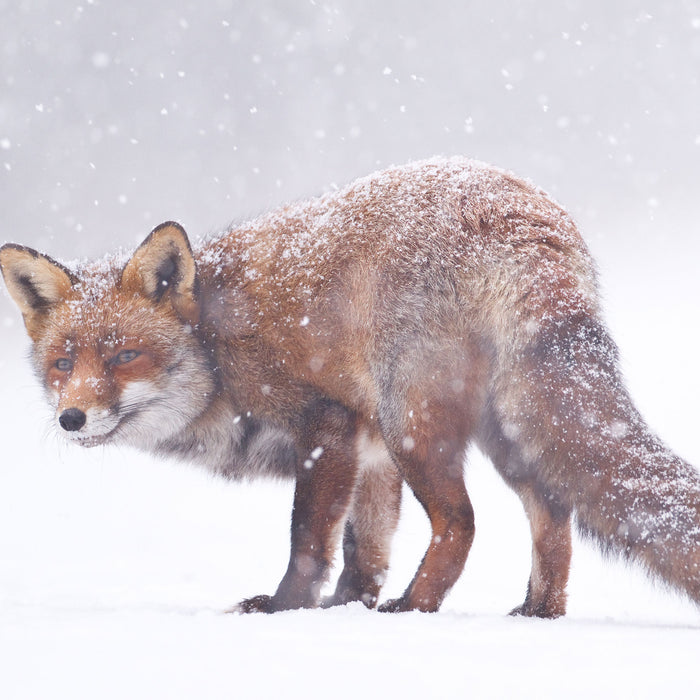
left=1, top=275, right=700, bottom=700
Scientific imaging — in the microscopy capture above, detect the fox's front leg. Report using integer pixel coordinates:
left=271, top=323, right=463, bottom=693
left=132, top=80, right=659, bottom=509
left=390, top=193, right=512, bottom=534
left=234, top=402, right=358, bottom=613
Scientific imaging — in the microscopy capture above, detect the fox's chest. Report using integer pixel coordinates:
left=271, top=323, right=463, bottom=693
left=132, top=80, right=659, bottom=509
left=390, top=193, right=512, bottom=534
left=157, top=407, right=298, bottom=481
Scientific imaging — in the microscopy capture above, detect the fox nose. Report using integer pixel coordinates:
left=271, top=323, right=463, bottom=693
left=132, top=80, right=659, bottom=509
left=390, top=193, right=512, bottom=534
left=59, top=408, right=87, bottom=432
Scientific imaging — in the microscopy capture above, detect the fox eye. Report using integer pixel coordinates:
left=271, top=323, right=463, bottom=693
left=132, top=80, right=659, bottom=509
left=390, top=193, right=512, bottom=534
left=113, top=349, right=140, bottom=365
left=55, top=358, right=73, bottom=372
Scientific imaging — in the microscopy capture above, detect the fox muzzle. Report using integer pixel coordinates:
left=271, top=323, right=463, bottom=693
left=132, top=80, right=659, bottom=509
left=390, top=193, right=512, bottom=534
left=58, top=408, right=87, bottom=432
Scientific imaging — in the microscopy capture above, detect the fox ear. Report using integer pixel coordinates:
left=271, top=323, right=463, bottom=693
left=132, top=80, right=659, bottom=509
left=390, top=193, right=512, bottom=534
left=0, top=243, right=77, bottom=337
left=121, top=221, right=199, bottom=323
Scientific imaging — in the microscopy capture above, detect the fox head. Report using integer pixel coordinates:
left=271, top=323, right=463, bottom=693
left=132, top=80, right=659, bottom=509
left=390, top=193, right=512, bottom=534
left=0, top=222, right=215, bottom=449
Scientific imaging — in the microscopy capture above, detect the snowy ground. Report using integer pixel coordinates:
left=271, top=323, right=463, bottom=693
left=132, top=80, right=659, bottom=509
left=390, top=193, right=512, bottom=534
left=1, top=269, right=700, bottom=700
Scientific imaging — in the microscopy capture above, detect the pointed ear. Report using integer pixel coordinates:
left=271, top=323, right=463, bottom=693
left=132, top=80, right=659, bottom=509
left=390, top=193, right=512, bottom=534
left=120, top=221, right=199, bottom=323
left=0, top=243, right=77, bottom=338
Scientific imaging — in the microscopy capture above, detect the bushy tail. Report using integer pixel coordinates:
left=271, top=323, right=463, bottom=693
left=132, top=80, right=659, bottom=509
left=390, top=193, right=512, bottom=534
left=506, top=312, right=700, bottom=603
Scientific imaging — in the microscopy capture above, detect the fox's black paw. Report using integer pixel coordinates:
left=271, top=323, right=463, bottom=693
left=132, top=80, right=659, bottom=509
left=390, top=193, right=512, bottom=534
left=508, top=602, right=564, bottom=619
left=227, top=594, right=276, bottom=614
left=377, top=596, right=410, bottom=613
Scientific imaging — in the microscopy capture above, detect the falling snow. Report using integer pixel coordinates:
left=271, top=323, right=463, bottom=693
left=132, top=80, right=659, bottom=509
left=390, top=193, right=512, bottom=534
left=2, top=2, right=700, bottom=699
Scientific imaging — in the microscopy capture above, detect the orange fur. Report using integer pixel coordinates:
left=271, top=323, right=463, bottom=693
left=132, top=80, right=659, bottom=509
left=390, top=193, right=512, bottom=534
left=2, top=158, right=699, bottom=615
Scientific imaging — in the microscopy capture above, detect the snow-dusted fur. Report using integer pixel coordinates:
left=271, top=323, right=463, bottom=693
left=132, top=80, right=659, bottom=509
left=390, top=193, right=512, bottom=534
left=1, top=157, right=699, bottom=616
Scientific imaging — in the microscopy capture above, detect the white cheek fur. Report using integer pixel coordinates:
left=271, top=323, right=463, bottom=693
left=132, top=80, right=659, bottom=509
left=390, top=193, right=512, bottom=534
left=115, top=377, right=209, bottom=451
left=120, top=379, right=161, bottom=408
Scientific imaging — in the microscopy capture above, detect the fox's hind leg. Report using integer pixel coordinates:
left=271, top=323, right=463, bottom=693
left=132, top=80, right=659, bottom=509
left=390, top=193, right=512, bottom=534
left=323, top=429, right=402, bottom=609
left=508, top=484, right=571, bottom=618
left=478, top=405, right=572, bottom=618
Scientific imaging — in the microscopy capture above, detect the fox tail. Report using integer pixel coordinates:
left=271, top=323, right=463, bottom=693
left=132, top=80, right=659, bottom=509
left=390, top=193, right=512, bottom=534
left=498, top=311, right=700, bottom=604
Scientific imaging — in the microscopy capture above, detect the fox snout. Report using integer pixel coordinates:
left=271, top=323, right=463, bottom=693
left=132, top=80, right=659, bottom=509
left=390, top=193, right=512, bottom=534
left=54, top=403, right=121, bottom=447
left=58, top=408, right=87, bottom=432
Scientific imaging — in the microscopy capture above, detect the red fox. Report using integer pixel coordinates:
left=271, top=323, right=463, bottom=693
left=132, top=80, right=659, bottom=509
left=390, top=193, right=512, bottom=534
left=2, top=157, right=699, bottom=617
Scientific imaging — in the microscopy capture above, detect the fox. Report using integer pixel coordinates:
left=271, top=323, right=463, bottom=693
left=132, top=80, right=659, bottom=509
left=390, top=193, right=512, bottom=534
left=2, top=157, right=699, bottom=618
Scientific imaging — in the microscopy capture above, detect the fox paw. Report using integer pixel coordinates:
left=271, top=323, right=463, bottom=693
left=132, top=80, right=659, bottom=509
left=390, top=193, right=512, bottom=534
left=509, top=603, right=529, bottom=617
left=227, top=594, right=276, bottom=614
left=508, top=602, right=564, bottom=619
left=377, top=596, right=410, bottom=613
left=321, top=592, right=377, bottom=609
